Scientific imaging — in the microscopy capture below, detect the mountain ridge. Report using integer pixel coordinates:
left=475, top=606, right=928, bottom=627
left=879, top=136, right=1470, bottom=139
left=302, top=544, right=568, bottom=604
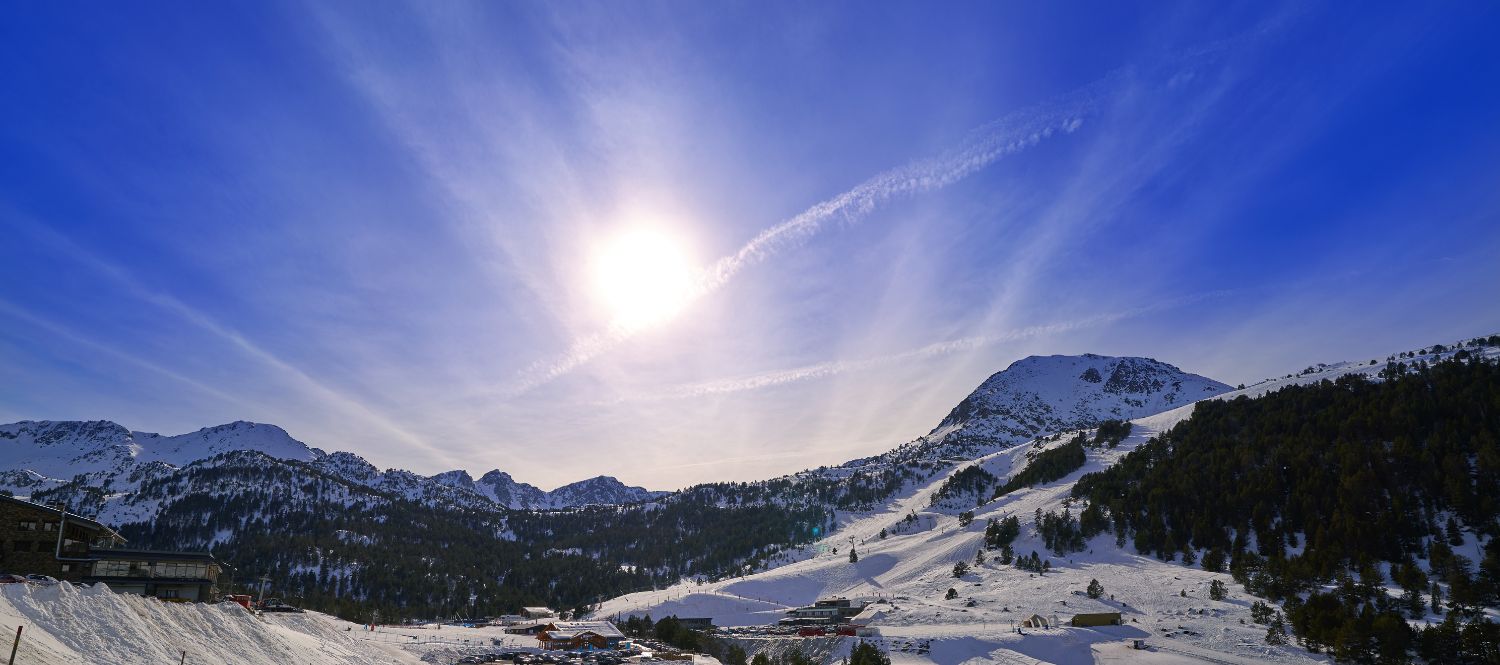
left=0, top=419, right=663, bottom=512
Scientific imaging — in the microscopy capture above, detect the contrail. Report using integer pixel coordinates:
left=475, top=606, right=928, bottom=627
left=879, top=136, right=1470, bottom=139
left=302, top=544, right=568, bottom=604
left=506, top=80, right=1109, bottom=397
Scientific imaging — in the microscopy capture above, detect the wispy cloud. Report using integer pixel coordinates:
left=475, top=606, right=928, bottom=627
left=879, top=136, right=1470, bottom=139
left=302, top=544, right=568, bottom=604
left=0, top=298, right=260, bottom=412
left=611, top=288, right=1239, bottom=404
left=506, top=81, right=1107, bottom=397
left=3, top=217, right=456, bottom=466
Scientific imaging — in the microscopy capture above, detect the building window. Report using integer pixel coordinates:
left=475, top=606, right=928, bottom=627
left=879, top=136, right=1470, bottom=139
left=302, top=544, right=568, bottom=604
left=152, top=562, right=208, bottom=579
left=159, top=589, right=178, bottom=599
left=93, top=560, right=141, bottom=577
left=12, top=541, right=30, bottom=552
left=17, top=521, right=37, bottom=531
left=42, top=522, right=55, bottom=531
left=60, top=564, right=71, bottom=572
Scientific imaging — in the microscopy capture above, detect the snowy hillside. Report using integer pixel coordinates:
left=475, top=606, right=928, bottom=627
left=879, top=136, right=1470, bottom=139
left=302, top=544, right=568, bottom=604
left=592, top=335, right=1500, bottom=665
left=598, top=412, right=1319, bottom=664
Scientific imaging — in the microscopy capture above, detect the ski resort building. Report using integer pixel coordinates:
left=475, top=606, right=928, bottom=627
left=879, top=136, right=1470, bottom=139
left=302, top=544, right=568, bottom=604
left=536, top=621, right=628, bottom=650
left=0, top=495, right=222, bottom=601
left=504, top=621, right=550, bottom=635
left=1070, top=612, right=1122, bottom=627
left=0, top=495, right=124, bottom=582
left=780, top=597, right=869, bottom=625
left=84, top=549, right=223, bottom=601
left=521, top=606, right=557, bottom=619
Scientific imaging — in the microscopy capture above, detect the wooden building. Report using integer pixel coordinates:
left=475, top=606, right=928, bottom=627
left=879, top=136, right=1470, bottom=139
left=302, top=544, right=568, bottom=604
left=0, top=495, right=123, bottom=581
left=536, top=621, right=628, bottom=650
left=0, top=495, right=222, bottom=601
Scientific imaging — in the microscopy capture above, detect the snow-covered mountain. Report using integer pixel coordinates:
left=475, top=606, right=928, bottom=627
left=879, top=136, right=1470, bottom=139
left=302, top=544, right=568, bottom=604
left=436, top=469, right=667, bottom=509
left=936, top=354, right=1229, bottom=436
left=547, top=475, right=668, bottom=508
left=865, top=354, right=1229, bottom=466
left=0, top=420, right=320, bottom=497
left=0, top=420, right=662, bottom=517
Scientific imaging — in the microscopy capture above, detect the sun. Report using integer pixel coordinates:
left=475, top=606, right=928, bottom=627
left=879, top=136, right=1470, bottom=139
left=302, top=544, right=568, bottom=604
left=590, top=228, right=698, bottom=331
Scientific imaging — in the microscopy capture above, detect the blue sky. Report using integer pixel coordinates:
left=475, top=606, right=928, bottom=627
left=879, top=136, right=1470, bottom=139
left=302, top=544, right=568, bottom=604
left=3, top=2, right=1498, bottom=489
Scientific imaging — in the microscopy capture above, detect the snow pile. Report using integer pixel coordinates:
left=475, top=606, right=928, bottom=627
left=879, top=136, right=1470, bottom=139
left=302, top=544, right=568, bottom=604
left=0, top=582, right=418, bottom=665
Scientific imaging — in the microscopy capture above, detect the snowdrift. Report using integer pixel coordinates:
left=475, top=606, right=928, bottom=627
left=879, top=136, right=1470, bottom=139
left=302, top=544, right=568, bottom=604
left=0, top=582, right=418, bottom=665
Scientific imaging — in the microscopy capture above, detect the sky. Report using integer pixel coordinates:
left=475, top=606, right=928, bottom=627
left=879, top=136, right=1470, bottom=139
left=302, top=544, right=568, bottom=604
left=3, top=2, right=1499, bottom=490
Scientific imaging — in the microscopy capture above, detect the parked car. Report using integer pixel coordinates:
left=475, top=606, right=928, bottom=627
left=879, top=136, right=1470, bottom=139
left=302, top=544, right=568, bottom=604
left=0, top=574, right=28, bottom=584
left=259, top=598, right=304, bottom=613
left=23, top=575, right=59, bottom=585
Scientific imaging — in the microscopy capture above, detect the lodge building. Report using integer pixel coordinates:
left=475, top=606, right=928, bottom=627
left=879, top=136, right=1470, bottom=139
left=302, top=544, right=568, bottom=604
left=0, top=494, right=223, bottom=601
left=536, top=621, right=629, bottom=650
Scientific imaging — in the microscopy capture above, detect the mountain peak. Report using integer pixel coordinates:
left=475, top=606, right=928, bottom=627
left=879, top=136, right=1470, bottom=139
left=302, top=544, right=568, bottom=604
left=931, top=353, right=1230, bottom=447
left=429, top=470, right=476, bottom=489
left=549, top=475, right=667, bottom=507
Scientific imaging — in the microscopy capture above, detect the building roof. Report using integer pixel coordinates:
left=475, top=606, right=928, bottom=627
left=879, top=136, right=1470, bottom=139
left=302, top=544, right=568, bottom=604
left=0, top=494, right=125, bottom=542
left=523, top=606, right=555, bottom=613
left=89, top=548, right=220, bottom=563
left=542, top=621, right=625, bottom=639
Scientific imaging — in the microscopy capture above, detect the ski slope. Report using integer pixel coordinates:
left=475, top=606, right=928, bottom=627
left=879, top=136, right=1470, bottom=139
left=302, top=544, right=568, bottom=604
left=595, top=338, right=1500, bottom=664
left=597, top=411, right=1322, bottom=665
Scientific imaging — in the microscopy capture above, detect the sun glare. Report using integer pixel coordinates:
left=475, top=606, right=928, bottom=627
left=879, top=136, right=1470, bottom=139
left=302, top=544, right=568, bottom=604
left=591, top=228, right=698, bottom=331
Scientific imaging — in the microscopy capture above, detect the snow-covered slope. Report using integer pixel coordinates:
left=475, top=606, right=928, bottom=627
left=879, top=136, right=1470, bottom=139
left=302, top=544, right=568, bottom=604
left=593, top=336, right=1500, bottom=665
left=598, top=415, right=1318, bottom=664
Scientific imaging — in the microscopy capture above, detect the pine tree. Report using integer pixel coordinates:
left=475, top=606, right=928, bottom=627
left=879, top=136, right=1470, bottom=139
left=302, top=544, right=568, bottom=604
left=849, top=549, right=858, bottom=564
left=952, top=561, right=970, bottom=578
left=1086, top=579, right=1104, bottom=599
left=1266, top=616, right=1288, bottom=645
left=1209, top=580, right=1227, bottom=601
left=848, top=642, right=891, bottom=665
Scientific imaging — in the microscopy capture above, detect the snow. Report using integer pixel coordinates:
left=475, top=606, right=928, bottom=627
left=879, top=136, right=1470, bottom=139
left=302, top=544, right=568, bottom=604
left=3, top=339, right=1492, bottom=664
left=595, top=417, right=1324, bottom=664
left=0, top=582, right=420, bottom=665
left=0, top=581, right=590, bottom=664
left=593, top=337, right=1500, bottom=664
